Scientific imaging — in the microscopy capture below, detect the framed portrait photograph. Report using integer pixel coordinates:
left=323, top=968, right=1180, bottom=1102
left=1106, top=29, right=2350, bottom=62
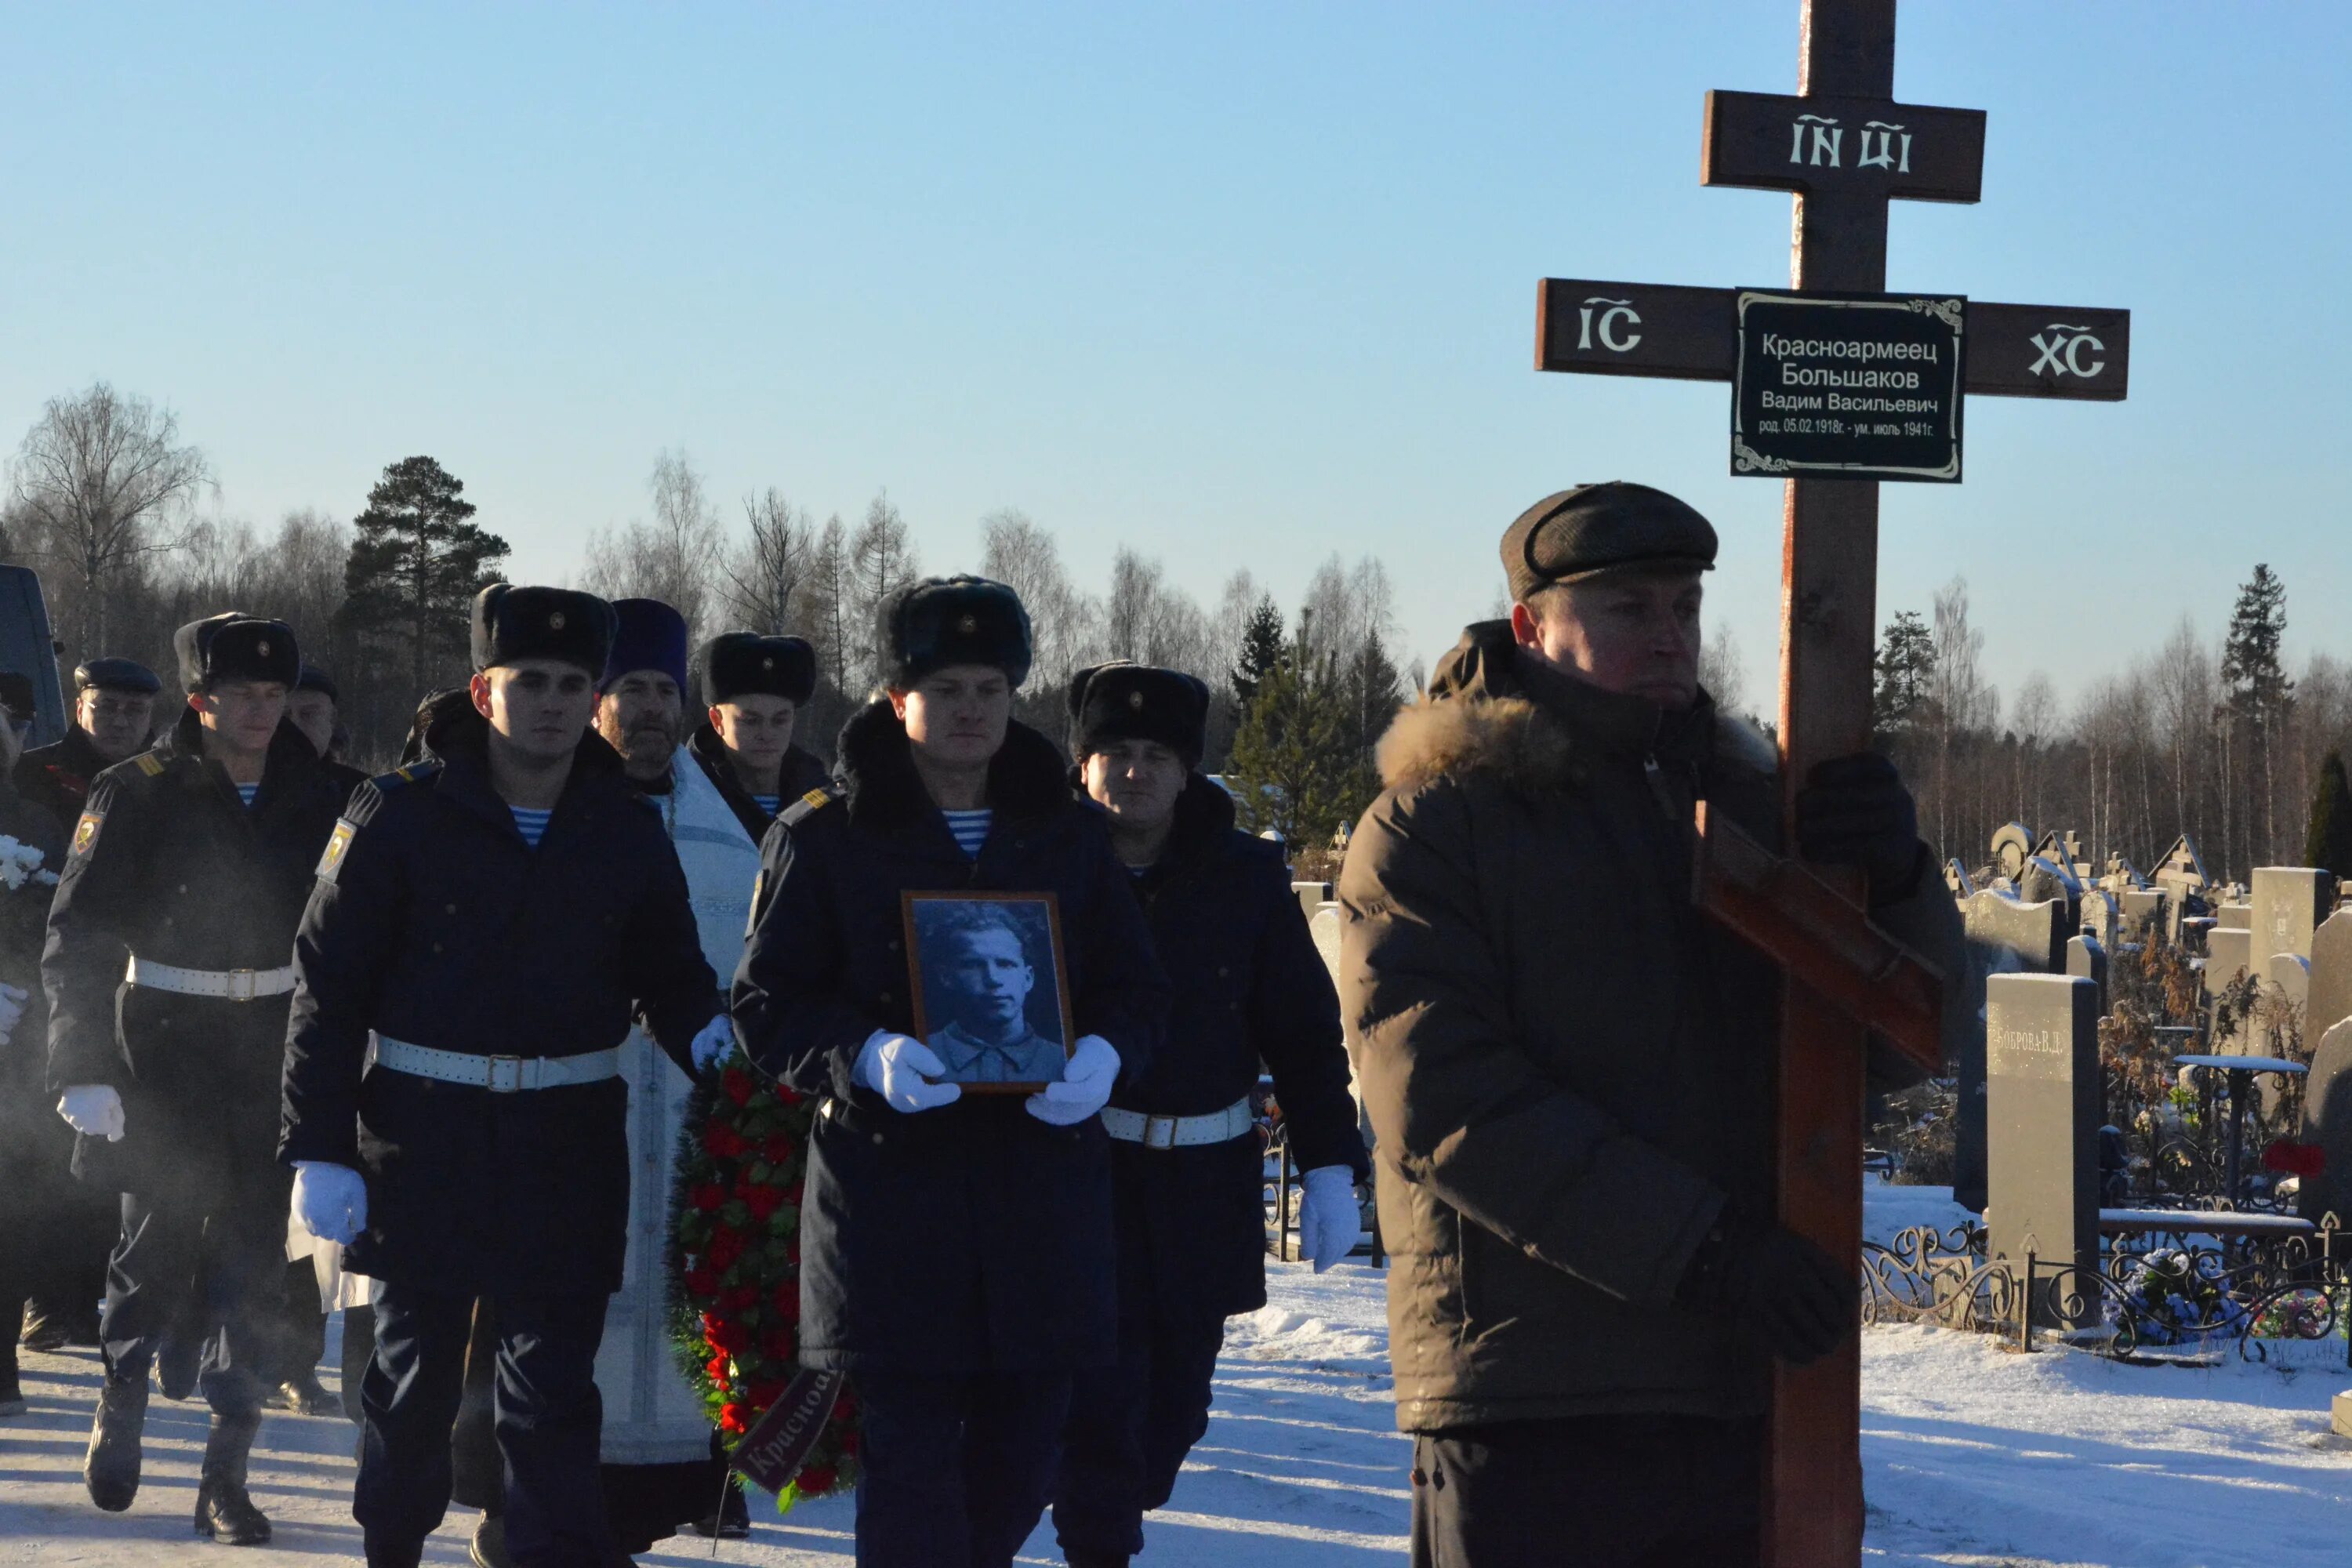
left=902, top=891, right=1076, bottom=1094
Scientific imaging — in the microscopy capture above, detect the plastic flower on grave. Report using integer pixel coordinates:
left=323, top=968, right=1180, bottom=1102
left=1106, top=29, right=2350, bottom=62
left=667, top=1043, right=856, bottom=1509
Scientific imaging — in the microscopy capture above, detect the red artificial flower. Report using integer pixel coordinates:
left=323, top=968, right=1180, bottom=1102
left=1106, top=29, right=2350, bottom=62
left=705, top=1353, right=730, bottom=1384
left=719, top=1283, right=758, bottom=1312
left=764, top=1131, right=797, bottom=1163
left=838, top=1428, right=861, bottom=1457
left=683, top=1266, right=719, bottom=1299
left=744, top=1185, right=785, bottom=1222
left=721, top=1068, right=755, bottom=1107
left=797, top=1462, right=837, bottom=1495
left=772, top=1083, right=803, bottom=1106
left=691, top=1183, right=726, bottom=1213
left=771, top=1283, right=801, bottom=1323
left=720, top=1403, right=748, bottom=1435
left=832, top=1387, right=856, bottom=1420
left=707, top=1229, right=747, bottom=1270
left=760, top=1327, right=795, bottom=1359
left=748, top=1377, right=786, bottom=1408
left=703, top=1120, right=747, bottom=1160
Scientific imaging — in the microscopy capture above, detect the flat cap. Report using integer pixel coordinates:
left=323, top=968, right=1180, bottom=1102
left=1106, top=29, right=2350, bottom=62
left=696, top=633, right=818, bottom=708
left=880, top=575, right=1033, bottom=690
left=1067, top=661, right=1210, bottom=765
left=174, top=613, right=299, bottom=693
left=74, top=658, right=161, bottom=695
left=1501, top=481, right=1717, bottom=603
left=471, top=585, right=616, bottom=677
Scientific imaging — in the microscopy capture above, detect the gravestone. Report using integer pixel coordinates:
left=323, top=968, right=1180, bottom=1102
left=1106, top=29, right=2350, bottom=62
left=2216, top=902, right=2252, bottom=932
left=2120, top=887, right=2166, bottom=942
left=2079, top=888, right=2119, bottom=953
left=2254, top=953, right=2312, bottom=1118
left=2252, top=866, right=2334, bottom=963
left=2066, top=934, right=2108, bottom=1016
left=2204, top=926, right=2256, bottom=1054
left=2307, top=910, right=2352, bottom=1041
left=1962, top=891, right=2067, bottom=974
left=1945, top=858, right=1977, bottom=897
left=1293, top=881, right=1334, bottom=927
left=1990, top=823, right=2033, bottom=883
left=1985, top=973, right=2102, bottom=1330
left=2299, top=1017, right=2352, bottom=1228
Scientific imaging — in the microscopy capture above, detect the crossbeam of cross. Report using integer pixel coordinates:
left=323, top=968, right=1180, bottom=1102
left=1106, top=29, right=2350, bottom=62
left=1533, top=3, right=2127, bottom=1563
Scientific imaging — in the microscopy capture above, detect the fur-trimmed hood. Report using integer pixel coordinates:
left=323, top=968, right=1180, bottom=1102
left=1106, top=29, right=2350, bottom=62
left=1376, top=620, right=1775, bottom=797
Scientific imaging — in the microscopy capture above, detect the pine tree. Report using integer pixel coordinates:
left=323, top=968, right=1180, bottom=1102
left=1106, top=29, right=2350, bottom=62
left=337, top=456, right=509, bottom=696
left=1230, top=595, right=1287, bottom=707
left=2222, top=564, right=2293, bottom=867
left=1225, top=648, right=1366, bottom=855
left=2305, top=750, right=2352, bottom=878
left=1872, top=609, right=1935, bottom=741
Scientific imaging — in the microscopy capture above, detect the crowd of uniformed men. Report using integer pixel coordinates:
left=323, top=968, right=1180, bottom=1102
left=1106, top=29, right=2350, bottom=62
left=0, top=480, right=1960, bottom=1568
left=0, top=567, right=1367, bottom=1568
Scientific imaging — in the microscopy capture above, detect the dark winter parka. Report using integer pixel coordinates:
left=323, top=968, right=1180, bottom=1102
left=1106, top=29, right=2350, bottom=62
left=1107, top=774, right=1367, bottom=1327
left=44, top=710, right=350, bottom=1198
left=685, top=722, right=830, bottom=844
left=732, top=700, right=1170, bottom=1374
left=278, top=700, right=719, bottom=1298
left=14, top=724, right=117, bottom=826
left=1341, top=623, right=1966, bottom=1431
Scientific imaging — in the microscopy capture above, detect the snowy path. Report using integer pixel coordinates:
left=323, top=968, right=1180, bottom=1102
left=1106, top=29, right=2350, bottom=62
left=2, top=1192, right=2345, bottom=1564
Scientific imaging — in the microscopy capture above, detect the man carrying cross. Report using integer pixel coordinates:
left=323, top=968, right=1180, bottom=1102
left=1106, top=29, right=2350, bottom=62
left=1340, top=483, right=1964, bottom=1566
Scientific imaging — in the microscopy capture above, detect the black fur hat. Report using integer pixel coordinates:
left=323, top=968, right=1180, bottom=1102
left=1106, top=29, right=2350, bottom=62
left=1067, top=661, right=1210, bottom=766
left=74, top=657, right=161, bottom=695
left=696, top=633, right=818, bottom=708
left=879, top=575, right=1033, bottom=690
left=295, top=663, right=339, bottom=702
left=174, top=613, right=299, bottom=693
left=470, top=585, right=616, bottom=677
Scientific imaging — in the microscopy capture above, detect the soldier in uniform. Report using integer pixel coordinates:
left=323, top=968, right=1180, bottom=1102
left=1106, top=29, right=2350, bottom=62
left=279, top=585, right=731, bottom=1568
left=43, top=614, right=344, bottom=1544
left=734, top=575, right=1168, bottom=1568
left=15, top=656, right=159, bottom=833
left=1051, top=662, right=1369, bottom=1568
left=687, top=630, right=829, bottom=839
left=921, top=905, right=1069, bottom=1084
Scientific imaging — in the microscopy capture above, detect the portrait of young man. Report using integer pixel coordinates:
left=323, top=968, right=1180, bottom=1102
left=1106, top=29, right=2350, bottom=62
left=913, top=900, right=1069, bottom=1086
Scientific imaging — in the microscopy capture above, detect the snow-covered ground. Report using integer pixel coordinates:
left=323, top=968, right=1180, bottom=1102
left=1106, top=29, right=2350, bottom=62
left=2, top=1186, right=2344, bottom=1565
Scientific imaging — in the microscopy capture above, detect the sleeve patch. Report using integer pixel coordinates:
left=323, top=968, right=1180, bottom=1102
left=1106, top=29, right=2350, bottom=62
left=70, top=810, right=103, bottom=858
left=316, top=818, right=358, bottom=883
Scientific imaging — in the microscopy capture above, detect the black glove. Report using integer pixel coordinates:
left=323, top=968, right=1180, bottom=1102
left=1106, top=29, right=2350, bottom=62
left=1676, top=1214, right=1853, bottom=1366
left=1795, top=751, right=1926, bottom=900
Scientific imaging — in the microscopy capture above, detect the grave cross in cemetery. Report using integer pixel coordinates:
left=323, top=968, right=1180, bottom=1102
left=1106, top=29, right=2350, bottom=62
left=1534, top=3, right=2128, bottom=1563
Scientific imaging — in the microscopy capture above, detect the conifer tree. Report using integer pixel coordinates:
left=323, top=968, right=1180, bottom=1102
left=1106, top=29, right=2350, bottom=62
left=338, top=456, right=508, bottom=695
left=2305, top=750, right=2352, bottom=879
left=1229, top=595, right=1287, bottom=708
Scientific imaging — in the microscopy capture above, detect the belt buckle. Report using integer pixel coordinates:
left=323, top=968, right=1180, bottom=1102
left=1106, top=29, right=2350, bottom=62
left=225, top=968, right=256, bottom=1003
left=1143, top=1114, right=1178, bottom=1151
left=486, top=1055, right=524, bottom=1094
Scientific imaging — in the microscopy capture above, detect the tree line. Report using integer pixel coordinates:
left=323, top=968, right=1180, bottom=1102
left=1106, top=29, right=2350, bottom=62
left=1, top=383, right=1414, bottom=862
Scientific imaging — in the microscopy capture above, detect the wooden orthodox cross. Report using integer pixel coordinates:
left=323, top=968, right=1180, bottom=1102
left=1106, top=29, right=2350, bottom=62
left=1535, top=2, right=2127, bottom=1563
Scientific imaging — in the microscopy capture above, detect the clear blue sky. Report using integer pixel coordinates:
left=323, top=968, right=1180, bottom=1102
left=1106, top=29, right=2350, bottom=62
left=5, top=2, right=2344, bottom=711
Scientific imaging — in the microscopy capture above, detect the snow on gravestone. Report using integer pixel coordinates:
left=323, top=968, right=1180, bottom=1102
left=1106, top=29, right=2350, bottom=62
left=2252, top=867, right=2334, bottom=964
left=2300, top=1017, right=2352, bottom=1229
left=1986, top=973, right=2101, bottom=1330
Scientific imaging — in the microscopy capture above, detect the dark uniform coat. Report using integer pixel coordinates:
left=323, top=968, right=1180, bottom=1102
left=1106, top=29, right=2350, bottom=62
left=732, top=701, right=1169, bottom=1374
left=1112, top=775, right=1367, bottom=1326
left=685, top=723, right=829, bottom=844
left=43, top=710, right=350, bottom=1198
left=278, top=702, right=719, bottom=1299
left=14, top=724, right=114, bottom=826
left=1341, top=624, right=1966, bottom=1431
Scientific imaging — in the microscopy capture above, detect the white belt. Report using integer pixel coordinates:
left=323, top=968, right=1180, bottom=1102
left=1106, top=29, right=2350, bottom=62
left=373, top=1036, right=623, bottom=1094
left=1102, top=1096, right=1255, bottom=1151
left=125, top=956, right=296, bottom=1001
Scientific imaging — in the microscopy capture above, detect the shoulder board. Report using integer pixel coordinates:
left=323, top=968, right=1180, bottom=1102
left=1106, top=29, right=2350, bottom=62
left=778, top=786, right=839, bottom=828
left=369, top=760, right=445, bottom=792
left=134, top=753, right=165, bottom=777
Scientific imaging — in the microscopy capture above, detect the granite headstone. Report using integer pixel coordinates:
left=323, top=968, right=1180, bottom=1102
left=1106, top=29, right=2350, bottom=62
left=1986, top=973, right=2103, bottom=1330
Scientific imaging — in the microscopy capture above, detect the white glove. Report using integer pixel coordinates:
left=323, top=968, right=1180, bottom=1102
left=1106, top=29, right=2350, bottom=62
left=56, top=1084, right=125, bottom=1142
left=854, top=1030, right=962, bottom=1113
left=0, top=981, right=27, bottom=1044
left=690, top=1014, right=735, bottom=1072
left=291, top=1161, right=368, bottom=1245
left=1025, top=1034, right=1120, bottom=1127
left=1299, top=1164, right=1361, bottom=1273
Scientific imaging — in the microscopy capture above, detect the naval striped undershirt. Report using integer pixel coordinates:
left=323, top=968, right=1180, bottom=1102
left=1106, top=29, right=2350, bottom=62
left=941, top=808, right=992, bottom=859
left=511, top=806, right=554, bottom=848
left=753, top=794, right=782, bottom=817
left=235, top=782, right=260, bottom=809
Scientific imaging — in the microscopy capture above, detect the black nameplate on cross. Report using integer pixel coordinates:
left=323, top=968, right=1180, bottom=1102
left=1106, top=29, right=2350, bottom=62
left=1530, top=3, right=2127, bottom=1565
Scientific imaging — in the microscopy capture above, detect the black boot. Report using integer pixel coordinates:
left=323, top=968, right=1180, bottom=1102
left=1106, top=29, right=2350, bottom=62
left=193, top=1409, right=272, bottom=1545
left=262, top=1372, right=336, bottom=1415
left=84, top=1372, right=147, bottom=1512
